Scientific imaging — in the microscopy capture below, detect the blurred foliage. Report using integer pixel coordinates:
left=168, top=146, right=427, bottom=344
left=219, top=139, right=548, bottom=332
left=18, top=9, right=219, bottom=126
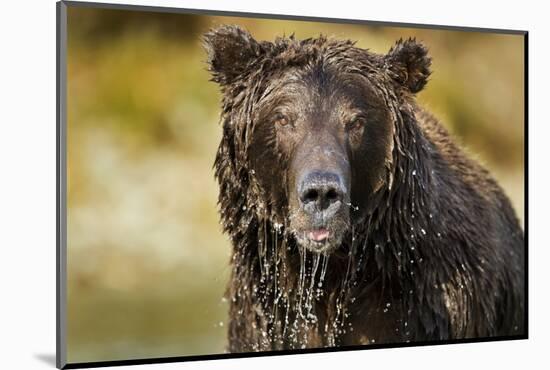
left=66, top=5, right=524, bottom=364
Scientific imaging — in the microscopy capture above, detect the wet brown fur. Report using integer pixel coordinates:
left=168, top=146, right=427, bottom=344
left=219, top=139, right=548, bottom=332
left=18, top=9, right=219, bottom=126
left=203, top=25, right=525, bottom=352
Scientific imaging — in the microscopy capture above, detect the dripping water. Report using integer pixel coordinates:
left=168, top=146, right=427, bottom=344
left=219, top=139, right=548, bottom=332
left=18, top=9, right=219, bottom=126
left=318, top=253, right=330, bottom=294
left=305, top=253, right=321, bottom=320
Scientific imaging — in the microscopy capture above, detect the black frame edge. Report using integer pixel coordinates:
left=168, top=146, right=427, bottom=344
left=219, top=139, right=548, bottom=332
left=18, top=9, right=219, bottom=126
left=62, top=0, right=527, bottom=35
left=523, top=32, right=529, bottom=338
left=57, top=1, right=68, bottom=369
left=62, top=335, right=527, bottom=369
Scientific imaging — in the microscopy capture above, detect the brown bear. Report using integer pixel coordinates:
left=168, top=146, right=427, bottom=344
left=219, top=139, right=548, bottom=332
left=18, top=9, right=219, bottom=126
left=203, top=25, right=525, bottom=352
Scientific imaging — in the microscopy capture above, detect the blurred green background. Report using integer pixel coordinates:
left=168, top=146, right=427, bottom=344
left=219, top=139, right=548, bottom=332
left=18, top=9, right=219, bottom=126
left=66, top=6, right=524, bottom=364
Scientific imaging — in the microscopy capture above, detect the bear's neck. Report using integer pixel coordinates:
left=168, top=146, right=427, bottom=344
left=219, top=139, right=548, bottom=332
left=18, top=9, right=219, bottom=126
left=360, top=107, right=439, bottom=278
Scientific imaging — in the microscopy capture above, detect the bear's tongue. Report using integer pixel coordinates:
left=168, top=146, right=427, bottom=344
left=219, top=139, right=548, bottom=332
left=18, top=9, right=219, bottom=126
left=308, top=228, right=330, bottom=242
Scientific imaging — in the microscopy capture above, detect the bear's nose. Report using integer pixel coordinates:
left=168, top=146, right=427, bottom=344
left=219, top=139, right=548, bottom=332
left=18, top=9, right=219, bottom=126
left=299, top=171, right=345, bottom=215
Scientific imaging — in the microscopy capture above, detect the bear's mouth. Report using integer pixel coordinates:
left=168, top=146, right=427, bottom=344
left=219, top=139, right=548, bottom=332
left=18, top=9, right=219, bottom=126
left=308, top=228, right=330, bottom=242
left=291, top=223, right=347, bottom=254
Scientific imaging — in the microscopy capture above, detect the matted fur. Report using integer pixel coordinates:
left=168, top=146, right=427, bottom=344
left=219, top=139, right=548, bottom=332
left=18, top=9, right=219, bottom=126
left=203, top=25, right=524, bottom=352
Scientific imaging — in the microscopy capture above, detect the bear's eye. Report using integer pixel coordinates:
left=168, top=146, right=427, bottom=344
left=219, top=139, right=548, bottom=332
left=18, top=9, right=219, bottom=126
left=273, top=113, right=291, bottom=127
left=347, top=116, right=366, bottom=131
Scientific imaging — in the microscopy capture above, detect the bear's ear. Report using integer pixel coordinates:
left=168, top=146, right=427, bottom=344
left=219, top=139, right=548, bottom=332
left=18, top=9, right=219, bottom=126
left=384, top=38, right=432, bottom=93
left=203, top=25, right=263, bottom=86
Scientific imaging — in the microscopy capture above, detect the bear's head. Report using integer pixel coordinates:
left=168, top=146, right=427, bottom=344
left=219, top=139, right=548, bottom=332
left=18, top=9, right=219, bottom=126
left=204, top=25, right=431, bottom=254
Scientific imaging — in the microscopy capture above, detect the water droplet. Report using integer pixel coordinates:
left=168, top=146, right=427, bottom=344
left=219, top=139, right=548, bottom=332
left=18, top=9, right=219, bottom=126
left=412, top=170, right=417, bottom=176
left=242, top=205, right=247, bottom=211
left=437, top=232, right=442, bottom=238
left=420, top=228, right=426, bottom=235
left=386, top=302, right=391, bottom=307
left=429, top=213, right=433, bottom=219
left=346, top=202, right=359, bottom=211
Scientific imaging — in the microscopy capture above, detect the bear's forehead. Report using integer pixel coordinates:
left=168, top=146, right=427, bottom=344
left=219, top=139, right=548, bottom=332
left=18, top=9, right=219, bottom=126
left=268, top=39, right=379, bottom=70
left=251, top=72, right=386, bottom=124
left=259, top=65, right=382, bottom=105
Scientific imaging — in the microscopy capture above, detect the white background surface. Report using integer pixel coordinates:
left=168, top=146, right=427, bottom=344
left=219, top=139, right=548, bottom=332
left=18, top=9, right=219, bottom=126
left=0, top=0, right=546, bottom=368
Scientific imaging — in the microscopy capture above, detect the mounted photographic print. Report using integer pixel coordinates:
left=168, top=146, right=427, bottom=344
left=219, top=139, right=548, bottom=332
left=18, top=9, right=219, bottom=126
left=56, top=1, right=527, bottom=368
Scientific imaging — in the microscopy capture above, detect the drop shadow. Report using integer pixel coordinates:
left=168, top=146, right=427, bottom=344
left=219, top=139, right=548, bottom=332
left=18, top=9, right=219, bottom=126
left=34, top=353, right=57, bottom=367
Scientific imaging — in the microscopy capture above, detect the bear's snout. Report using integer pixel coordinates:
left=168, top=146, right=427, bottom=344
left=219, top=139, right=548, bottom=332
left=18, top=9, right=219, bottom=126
left=299, top=170, right=345, bottom=222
